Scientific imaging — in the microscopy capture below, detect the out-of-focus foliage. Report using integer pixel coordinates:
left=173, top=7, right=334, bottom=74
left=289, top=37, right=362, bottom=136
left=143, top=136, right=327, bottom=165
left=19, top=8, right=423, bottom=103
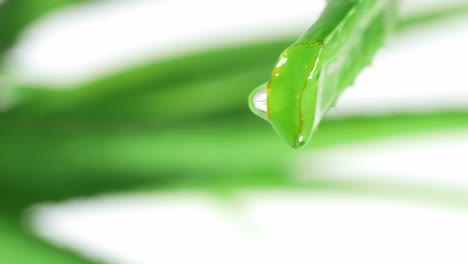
left=3, top=37, right=468, bottom=210
left=0, top=0, right=88, bottom=56
left=1, top=1, right=468, bottom=263
left=397, top=1, right=468, bottom=29
left=2, top=0, right=468, bottom=210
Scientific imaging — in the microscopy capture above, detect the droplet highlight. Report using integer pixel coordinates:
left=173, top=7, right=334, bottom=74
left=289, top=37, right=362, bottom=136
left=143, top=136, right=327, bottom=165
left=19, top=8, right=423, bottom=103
left=248, top=83, right=269, bottom=121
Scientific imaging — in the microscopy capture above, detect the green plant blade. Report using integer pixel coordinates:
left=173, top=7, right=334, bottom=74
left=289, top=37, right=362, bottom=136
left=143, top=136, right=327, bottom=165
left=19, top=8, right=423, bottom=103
left=250, top=0, right=398, bottom=149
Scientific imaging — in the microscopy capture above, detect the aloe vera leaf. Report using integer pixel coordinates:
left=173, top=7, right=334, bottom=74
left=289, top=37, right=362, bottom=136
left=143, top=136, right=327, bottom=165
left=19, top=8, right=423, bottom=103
left=398, top=1, right=468, bottom=30
left=250, top=0, right=399, bottom=149
left=15, top=65, right=273, bottom=121
left=250, top=0, right=468, bottom=149
left=2, top=1, right=466, bottom=208
left=1, top=111, right=467, bottom=209
left=9, top=40, right=291, bottom=121
left=10, top=2, right=468, bottom=121
left=0, top=119, right=290, bottom=209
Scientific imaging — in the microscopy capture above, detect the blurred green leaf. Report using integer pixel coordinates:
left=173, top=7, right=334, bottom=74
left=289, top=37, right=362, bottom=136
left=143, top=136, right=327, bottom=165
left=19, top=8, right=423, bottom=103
left=1, top=3, right=468, bottom=263
left=398, top=1, right=468, bottom=30
left=1, top=111, right=467, bottom=209
left=11, top=39, right=291, bottom=121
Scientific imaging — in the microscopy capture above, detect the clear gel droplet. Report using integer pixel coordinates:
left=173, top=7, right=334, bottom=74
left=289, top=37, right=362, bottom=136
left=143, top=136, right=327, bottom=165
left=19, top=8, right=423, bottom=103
left=248, top=83, right=269, bottom=121
left=252, top=89, right=267, bottom=112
